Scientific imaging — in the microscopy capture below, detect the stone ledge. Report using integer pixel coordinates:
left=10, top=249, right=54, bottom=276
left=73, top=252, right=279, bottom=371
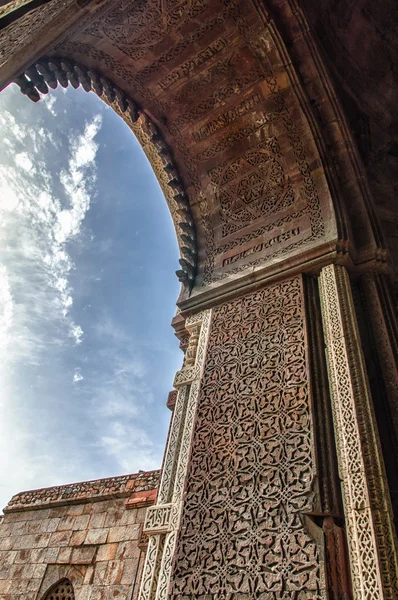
left=125, top=488, right=158, bottom=510
left=5, top=470, right=161, bottom=513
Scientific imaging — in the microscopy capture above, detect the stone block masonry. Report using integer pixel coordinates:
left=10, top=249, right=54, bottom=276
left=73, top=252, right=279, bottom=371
left=0, top=470, right=160, bottom=600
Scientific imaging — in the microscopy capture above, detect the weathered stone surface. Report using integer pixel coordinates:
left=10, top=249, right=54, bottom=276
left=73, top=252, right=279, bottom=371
left=0, top=472, right=159, bottom=600
left=0, top=1, right=397, bottom=599
left=4, top=471, right=160, bottom=512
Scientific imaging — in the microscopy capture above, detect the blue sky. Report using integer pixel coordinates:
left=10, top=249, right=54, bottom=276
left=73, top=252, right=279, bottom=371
left=0, top=83, right=182, bottom=512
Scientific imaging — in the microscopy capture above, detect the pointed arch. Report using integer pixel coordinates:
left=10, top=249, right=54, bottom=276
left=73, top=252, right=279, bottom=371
left=12, top=56, right=198, bottom=291
left=41, top=578, right=74, bottom=600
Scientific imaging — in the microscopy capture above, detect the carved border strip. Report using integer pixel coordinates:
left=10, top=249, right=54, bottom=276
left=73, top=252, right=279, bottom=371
left=138, top=308, right=212, bottom=600
left=157, top=386, right=190, bottom=505
left=319, top=264, right=398, bottom=599
left=138, top=534, right=165, bottom=600
left=12, top=56, right=197, bottom=289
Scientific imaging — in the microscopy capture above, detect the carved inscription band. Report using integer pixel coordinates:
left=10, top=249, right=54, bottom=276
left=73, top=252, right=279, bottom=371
left=319, top=264, right=398, bottom=600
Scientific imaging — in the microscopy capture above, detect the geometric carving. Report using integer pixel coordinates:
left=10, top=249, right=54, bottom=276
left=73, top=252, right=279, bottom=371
left=199, top=36, right=327, bottom=283
left=170, top=277, right=326, bottom=598
left=209, top=138, right=295, bottom=238
left=84, top=0, right=208, bottom=63
left=0, top=0, right=73, bottom=65
left=138, top=535, right=165, bottom=600
left=144, top=504, right=174, bottom=535
left=319, top=264, right=398, bottom=600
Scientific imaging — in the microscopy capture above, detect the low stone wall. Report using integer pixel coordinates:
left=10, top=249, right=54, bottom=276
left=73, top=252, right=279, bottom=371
left=0, top=470, right=160, bottom=600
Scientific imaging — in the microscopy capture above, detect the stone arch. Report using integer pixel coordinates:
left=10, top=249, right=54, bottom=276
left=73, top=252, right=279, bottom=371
left=261, top=0, right=388, bottom=264
left=41, top=578, right=75, bottom=600
left=1, top=0, right=392, bottom=298
left=37, top=565, right=87, bottom=600
left=12, top=56, right=198, bottom=292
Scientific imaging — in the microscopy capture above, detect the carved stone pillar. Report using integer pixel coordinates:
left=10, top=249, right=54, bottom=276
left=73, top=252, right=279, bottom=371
left=137, top=310, right=212, bottom=600
left=169, top=276, right=328, bottom=599
left=318, top=264, right=398, bottom=599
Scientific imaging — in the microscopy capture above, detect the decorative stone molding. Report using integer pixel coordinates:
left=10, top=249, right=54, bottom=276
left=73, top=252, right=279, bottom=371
left=319, top=264, right=398, bottom=599
left=144, top=503, right=173, bottom=535
left=139, top=534, right=165, bottom=600
left=12, top=56, right=197, bottom=289
left=183, top=324, right=200, bottom=368
left=138, top=308, right=212, bottom=600
left=5, top=470, right=160, bottom=511
left=173, top=311, right=211, bottom=387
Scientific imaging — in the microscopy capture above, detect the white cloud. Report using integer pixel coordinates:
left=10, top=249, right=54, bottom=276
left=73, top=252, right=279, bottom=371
left=14, top=152, right=34, bottom=173
left=0, top=110, right=102, bottom=365
left=0, top=94, right=105, bottom=510
left=73, top=369, right=83, bottom=383
left=70, top=324, right=83, bottom=345
left=100, top=421, right=156, bottom=472
left=0, top=265, right=13, bottom=355
left=0, top=86, right=177, bottom=514
left=42, top=93, right=57, bottom=117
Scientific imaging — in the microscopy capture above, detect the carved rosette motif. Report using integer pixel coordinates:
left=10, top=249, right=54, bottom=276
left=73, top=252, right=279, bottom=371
left=138, top=309, right=212, bottom=600
left=319, top=264, right=398, bottom=600
left=170, top=277, right=326, bottom=599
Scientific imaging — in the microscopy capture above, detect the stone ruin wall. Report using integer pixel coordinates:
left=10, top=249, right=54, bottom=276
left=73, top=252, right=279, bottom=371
left=0, top=470, right=160, bottom=600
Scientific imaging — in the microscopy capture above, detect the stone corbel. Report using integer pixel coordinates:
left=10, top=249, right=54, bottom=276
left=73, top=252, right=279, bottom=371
left=173, top=312, right=209, bottom=387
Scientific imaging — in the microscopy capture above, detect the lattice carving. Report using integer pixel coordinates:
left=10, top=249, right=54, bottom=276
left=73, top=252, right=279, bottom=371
left=156, top=531, right=177, bottom=600
left=170, top=277, right=326, bottom=598
left=208, top=138, right=295, bottom=238
left=12, top=56, right=197, bottom=289
left=83, top=0, right=207, bottom=62
left=159, top=387, right=190, bottom=503
left=319, top=264, right=398, bottom=600
left=42, top=580, right=74, bottom=600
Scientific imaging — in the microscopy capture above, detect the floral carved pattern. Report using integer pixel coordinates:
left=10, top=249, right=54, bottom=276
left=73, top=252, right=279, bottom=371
left=208, top=138, right=295, bottom=238
left=170, top=277, right=325, bottom=599
left=319, top=264, right=398, bottom=600
left=83, top=0, right=207, bottom=61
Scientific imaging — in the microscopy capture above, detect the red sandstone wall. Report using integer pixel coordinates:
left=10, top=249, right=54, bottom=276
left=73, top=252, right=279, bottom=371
left=0, top=471, right=160, bottom=599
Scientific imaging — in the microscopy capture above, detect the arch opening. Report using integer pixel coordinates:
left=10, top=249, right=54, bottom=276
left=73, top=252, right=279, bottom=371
left=0, top=80, right=183, bottom=511
left=42, top=579, right=74, bottom=600
left=13, top=55, right=198, bottom=291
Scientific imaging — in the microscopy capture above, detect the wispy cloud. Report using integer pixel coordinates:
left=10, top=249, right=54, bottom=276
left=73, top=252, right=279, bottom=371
left=73, top=369, right=83, bottom=383
left=0, top=85, right=179, bottom=513
left=42, top=93, right=57, bottom=117
left=0, top=87, right=104, bottom=509
left=0, top=265, right=13, bottom=356
left=0, top=106, right=102, bottom=365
